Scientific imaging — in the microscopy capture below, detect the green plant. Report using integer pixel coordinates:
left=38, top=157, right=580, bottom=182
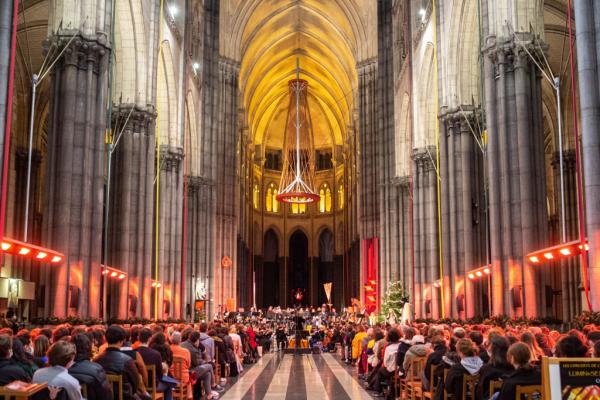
left=380, top=281, right=410, bottom=320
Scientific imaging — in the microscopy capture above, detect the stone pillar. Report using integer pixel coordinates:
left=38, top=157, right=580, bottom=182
left=482, top=37, right=548, bottom=317
left=357, top=59, right=379, bottom=241
left=573, top=0, right=600, bottom=311
left=42, top=34, right=109, bottom=318
left=107, top=106, right=155, bottom=319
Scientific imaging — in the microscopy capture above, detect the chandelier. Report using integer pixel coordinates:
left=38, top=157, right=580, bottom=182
left=276, top=59, right=320, bottom=204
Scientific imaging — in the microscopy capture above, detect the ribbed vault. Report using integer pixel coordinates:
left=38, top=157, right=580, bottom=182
left=237, top=0, right=363, bottom=150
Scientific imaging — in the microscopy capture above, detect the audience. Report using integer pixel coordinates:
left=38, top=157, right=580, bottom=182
left=496, top=343, right=541, bottom=400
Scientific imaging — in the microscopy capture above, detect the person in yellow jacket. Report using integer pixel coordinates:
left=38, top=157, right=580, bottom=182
left=352, top=325, right=368, bottom=363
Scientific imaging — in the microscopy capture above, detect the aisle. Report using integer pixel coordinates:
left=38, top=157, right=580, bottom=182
left=220, top=352, right=376, bottom=400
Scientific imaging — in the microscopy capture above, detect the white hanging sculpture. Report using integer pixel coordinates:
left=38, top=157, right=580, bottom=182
left=276, top=59, right=320, bottom=204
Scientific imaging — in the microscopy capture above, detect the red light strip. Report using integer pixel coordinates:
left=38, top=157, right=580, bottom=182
left=526, top=239, right=588, bottom=265
left=466, top=265, right=492, bottom=280
left=0, top=237, right=64, bottom=264
left=101, top=265, right=127, bottom=280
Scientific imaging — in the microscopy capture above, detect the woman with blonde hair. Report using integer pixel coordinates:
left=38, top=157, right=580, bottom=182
left=520, top=332, right=544, bottom=362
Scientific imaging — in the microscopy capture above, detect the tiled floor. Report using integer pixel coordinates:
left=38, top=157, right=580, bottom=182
left=220, top=352, right=376, bottom=400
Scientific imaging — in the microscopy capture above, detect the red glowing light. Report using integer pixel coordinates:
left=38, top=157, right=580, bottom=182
left=110, top=271, right=118, bottom=277
left=118, top=273, right=126, bottom=280
left=102, top=269, right=109, bottom=275
left=468, top=273, right=475, bottom=279
left=1, top=242, right=11, bottom=251
left=36, top=252, right=47, bottom=260
left=484, top=268, right=490, bottom=274
left=18, top=247, right=31, bottom=255
left=559, top=248, right=571, bottom=256
left=544, top=252, right=554, bottom=260
left=529, top=256, right=540, bottom=263
left=476, top=271, right=483, bottom=277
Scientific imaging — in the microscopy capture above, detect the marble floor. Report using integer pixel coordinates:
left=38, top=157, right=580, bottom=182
left=220, top=352, right=376, bottom=400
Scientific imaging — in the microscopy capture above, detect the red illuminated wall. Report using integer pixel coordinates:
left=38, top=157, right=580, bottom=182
left=362, top=238, right=379, bottom=314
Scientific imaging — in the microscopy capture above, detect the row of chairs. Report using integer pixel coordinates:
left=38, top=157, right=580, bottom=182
left=392, top=357, right=541, bottom=400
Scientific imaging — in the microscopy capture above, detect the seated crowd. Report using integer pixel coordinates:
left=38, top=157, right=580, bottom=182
left=0, top=311, right=599, bottom=400
left=0, top=320, right=272, bottom=400
left=342, top=322, right=600, bottom=399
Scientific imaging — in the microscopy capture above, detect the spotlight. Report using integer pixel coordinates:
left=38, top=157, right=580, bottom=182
left=543, top=252, right=554, bottom=260
left=529, top=256, right=540, bottom=263
left=110, top=271, right=118, bottom=277
left=559, top=248, right=571, bottom=256
left=483, top=268, right=491, bottom=274
left=476, top=271, right=483, bottom=277
left=36, top=252, right=48, bottom=260
left=468, top=273, right=475, bottom=279
left=118, top=273, right=126, bottom=280
left=1, top=242, right=11, bottom=251
left=168, top=4, right=178, bottom=18
left=51, top=256, right=62, bottom=263
left=18, top=247, right=31, bottom=255
left=102, top=269, right=109, bottom=275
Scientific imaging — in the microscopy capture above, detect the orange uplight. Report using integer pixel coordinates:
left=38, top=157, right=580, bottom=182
left=484, top=268, right=491, bottom=274
left=0, top=237, right=65, bottom=264
left=468, top=273, right=475, bottom=279
left=560, top=248, right=572, bottom=256
left=110, top=271, right=118, bottom=277
left=544, top=252, right=554, bottom=260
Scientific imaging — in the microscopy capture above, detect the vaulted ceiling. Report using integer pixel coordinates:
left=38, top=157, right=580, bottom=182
left=231, top=0, right=374, bottom=151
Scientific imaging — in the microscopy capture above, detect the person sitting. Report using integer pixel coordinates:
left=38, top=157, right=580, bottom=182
left=554, top=334, right=589, bottom=358
left=136, top=328, right=172, bottom=400
left=94, top=325, right=141, bottom=400
left=68, top=333, right=112, bottom=400
left=442, top=338, right=483, bottom=400
left=12, top=335, right=37, bottom=378
left=182, top=330, right=221, bottom=400
left=496, top=342, right=541, bottom=400
left=403, top=334, right=431, bottom=373
left=395, top=326, right=415, bottom=374
left=476, top=336, right=513, bottom=400
left=169, top=332, right=191, bottom=393
left=32, top=340, right=82, bottom=400
left=469, top=331, right=489, bottom=364
left=33, top=334, right=50, bottom=368
left=0, top=334, right=31, bottom=385
left=370, top=328, right=401, bottom=397
left=199, top=323, right=215, bottom=363
left=421, top=335, right=447, bottom=392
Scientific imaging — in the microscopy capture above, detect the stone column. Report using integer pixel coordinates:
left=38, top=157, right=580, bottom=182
left=107, top=106, right=155, bottom=319
left=482, top=37, right=548, bottom=317
left=573, top=0, right=600, bottom=311
left=42, top=35, right=109, bottom=318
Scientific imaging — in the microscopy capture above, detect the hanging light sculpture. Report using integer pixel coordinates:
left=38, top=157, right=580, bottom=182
left=276, top=59, right=320, bottom=204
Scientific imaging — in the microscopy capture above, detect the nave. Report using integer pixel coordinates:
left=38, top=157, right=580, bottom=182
left=220, top=352, right=375, bottom=400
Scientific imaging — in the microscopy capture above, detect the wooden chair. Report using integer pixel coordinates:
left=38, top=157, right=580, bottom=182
left=215, top=347, right=221, bottom=381
left=404, top=357, right=426, bottom=400
left=172, top=357, right=189, bottom=400
left=461, top=374, right=479, bottom=400
left=421, top=363, right=440, bottom=400
left=80, top=383, right=87, bottom=399
left=515, top=385, right=542, bottom=399
left=146, top=365, right=164, bottom=400
left=107, top=374, right=123, bottom=400
left=489, top=379, right=503, bottom=398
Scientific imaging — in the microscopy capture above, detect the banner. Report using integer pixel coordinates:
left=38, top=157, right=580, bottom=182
left=323, top=282, right=332, bottom=303
left=542, top=357, right=600, bottom=399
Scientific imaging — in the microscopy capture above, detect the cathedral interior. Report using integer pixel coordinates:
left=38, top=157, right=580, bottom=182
left=1, top=0, right=600, bottom=323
